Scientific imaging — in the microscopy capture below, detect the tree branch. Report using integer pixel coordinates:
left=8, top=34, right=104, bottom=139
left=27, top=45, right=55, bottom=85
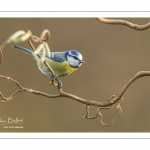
left=97, top=18, right=150, bottom=30
left=1, top=71, right=150, bottom=106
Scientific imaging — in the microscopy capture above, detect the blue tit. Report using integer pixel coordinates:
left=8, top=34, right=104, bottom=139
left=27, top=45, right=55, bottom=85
left=12, top=45, right=84, bottom=79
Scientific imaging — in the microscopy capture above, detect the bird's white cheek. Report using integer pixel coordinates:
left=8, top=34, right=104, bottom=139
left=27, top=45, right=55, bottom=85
left=67, top=55, right=80, bottom=67
left=69, top=59, right=79, bottom=67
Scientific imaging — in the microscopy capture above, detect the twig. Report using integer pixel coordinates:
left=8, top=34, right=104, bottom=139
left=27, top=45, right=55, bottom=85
left=97, top=18, right=150, bottom=30
left=0, top=89, right=23, bottom=102
left=28, top=38, right=36, bottom=51
left=0, top=75, right=23, bottom=89
left=83, top=105, right=99, bottom=119
left=30, top=29, right=50, bottom=43
left=98, top=104, right=122, bottom=126
left=0, top=50, right=3, bottom=64
left=0, top=38, right=9, bottom=63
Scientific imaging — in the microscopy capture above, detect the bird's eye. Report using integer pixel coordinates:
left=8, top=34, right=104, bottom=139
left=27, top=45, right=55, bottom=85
left=73, top=56, right=78, bottom=60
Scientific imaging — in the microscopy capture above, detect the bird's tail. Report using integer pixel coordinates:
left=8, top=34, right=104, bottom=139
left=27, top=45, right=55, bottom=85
left=12, top=45, right=33, bottom=54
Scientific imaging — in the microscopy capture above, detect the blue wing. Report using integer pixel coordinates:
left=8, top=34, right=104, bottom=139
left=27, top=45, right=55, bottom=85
left=50, top=52, right=68, bottom=62
left=13, top=44, right=68, bottom=63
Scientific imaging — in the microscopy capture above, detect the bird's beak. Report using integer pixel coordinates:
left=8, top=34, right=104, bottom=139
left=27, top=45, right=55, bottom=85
left=80, top=60, right=84, bottom=63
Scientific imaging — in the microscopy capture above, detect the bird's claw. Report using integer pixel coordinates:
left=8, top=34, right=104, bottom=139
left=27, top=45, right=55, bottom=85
left=55, top=78, right=62, bottom=89
left=49, top=74, right=58, bottom=81
left=49, top=75, right=62, bottom=89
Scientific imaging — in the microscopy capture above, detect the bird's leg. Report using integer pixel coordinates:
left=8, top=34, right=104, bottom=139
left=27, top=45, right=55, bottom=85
left=49, top=74, right=58, bottom=81
left=49, top=75, right=62, bottom=89
left=55, top=78, right=62, bottom=89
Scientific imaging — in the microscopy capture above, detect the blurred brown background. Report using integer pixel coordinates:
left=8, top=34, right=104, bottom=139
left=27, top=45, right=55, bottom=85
left=0, top=18, right=150, bottom=132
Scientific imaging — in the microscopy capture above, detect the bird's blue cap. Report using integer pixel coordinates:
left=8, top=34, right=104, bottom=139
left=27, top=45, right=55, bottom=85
left=68, top=50, right=83, bottom=61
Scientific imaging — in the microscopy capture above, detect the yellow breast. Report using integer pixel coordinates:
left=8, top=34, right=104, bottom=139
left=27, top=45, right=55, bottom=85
left=37, top=58, right=77, bottom=77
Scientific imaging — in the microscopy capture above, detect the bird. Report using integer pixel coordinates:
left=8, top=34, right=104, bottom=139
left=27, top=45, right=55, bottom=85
left=12, top=45, right=84, bottom=80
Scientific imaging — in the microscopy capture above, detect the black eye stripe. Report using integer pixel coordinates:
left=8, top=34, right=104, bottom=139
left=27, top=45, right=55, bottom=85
left=68, top=54, right=79, bottom=60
